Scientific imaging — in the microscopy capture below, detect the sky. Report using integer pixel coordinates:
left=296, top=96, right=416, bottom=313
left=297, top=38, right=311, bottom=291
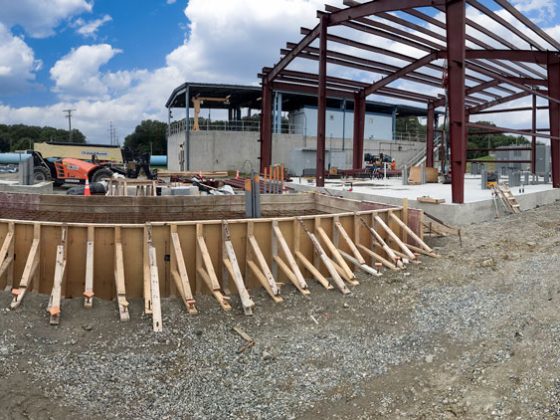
left=0, top=0, right=559, bottom=144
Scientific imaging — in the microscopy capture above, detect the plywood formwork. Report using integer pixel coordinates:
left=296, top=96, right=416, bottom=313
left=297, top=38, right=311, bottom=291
left=0, top=193, right=435, bottom=331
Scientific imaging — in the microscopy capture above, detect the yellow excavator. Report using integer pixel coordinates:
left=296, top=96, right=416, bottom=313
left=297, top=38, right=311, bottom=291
left=191, top=95, right=231, bottom=131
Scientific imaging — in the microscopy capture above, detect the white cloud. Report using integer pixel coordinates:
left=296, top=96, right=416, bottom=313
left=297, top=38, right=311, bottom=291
left=0, top=23, right=42, bottom=94
left=50, top=44, right=122, bottom=100
left=73, top=14, right=112, bottom=38
left=0, top=0, right=92, bottom=38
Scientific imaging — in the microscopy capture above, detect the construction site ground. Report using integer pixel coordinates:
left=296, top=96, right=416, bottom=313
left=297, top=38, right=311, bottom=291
left=1, top=202, right=560, bottom=419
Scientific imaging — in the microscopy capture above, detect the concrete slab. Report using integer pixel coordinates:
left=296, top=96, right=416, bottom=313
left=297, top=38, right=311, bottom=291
left=289, top=175, right=560, bottom=226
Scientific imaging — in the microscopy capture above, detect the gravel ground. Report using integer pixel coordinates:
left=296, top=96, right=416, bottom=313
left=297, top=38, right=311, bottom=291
left=1, top=202, right=560, bottom=419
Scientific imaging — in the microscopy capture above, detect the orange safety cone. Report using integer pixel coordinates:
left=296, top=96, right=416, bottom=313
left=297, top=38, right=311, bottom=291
left=84, top=178, right=91, bottom=196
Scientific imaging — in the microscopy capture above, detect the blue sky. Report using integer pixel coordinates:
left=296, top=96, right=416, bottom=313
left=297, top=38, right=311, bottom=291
left=0, top=0, right=559, bottom=143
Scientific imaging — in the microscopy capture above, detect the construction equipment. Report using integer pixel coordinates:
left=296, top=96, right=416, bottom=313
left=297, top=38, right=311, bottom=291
left=28, top=150, right=153, bottom=185
left=192, top=95, right=231, bottom=131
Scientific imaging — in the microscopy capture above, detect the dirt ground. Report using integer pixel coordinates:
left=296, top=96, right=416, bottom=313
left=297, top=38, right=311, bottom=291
left=0, top=202, right=559, bottom=419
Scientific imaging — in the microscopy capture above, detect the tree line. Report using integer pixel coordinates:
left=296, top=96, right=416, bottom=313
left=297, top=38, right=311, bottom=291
left=0, top=124, right=85, bottom=152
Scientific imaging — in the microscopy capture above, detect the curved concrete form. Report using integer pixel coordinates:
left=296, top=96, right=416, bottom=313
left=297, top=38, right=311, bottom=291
left=0, top=192, right=431, bottom=329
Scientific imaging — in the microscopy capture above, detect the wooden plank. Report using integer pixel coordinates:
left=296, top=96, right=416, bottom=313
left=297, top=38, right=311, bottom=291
left=114, top=227, right=130, bottom=321
left=298, top=219, right=350, bottom=295
left=170, top=226, right=197, bottom=314
left=222, top=221, right=253, bottom=315
left=357, top=244, right=399, bottom=271
left=47, top=244, right=66, bottom=325
left=83, top=226, right=95, bottom=308
left=375, top=215, right=416, bottom=260
left=196, top=225, right=221, bottom=291
left=272, top=221, right=308, bottom=291
left=417, top=196, right=445, bottom=204
left=339, top=250, right=381, bottom=277
left=148, top=244, right=163, bottom=332
left=274, top=256, right=310, bottom=296
left=10, top=225, right=41, bottom=309
left=335, top=220, right=366, bottom=265
left=197, top=267, right=232, bottom=310
left=330, top=258, right=359, bottom=286
left=248, top=234, right=280, bottom=296
left=143, top=226, right=152, bottom=314
left=317, top=226, right=356, bottom=282
left=247, top=261, right=283, bottom=303
left=223, top=257, right=255, bottom=314
left=0, top=222, right=14, bottom=291
left=389, top=213, right=436, bottom=255
left=360, top=218, right=402, bottom=267
left=295, top=251, right=333, bottom=290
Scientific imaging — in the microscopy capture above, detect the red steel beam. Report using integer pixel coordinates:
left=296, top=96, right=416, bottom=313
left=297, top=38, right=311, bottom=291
left=271, top=81, right=356, bottom=100
left=494, top=0, right=560, bottom=51
left=316, top=15, right=328, bottom=187
left=466, top=0, right=544, bottom=51
left=353, top=91, right=366, bottom=169
left=471, top=105, right=549, bottom=115
left=467, top=123, right=560, bottom=140
left=426, top=102, right=435, bottom=168
left=365, top=52, right=438, bottom=96
left=464, top=50, right=550, bottom=64
left=531, top=93, right=537, bottom=174
left=260, top=77, right=273, bottom=172
left=547, top=55, right=560, bottom=187
left=265, top=25, right=320, bottom=84
left=408, top=7, right=547, bottom=79
left=327, top=0, right=446, bottom=26
left=447, top=0, right=466, bottom=204
left=468, top=91, right=531, bottom=114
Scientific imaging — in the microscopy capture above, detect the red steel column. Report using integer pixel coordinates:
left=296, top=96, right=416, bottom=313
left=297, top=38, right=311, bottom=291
left=548, top=54, right=560, bottom=187
left=446, top=0, right=466, bottom=203
left=260, top=77, right=273, bottom=173
left=531, top=93, right=537, bottom=174
left=352, top=90, right=365, bottom=169
left=426, top=102, right=435, bottom=168
left=316, top=14, right=328, bottom=186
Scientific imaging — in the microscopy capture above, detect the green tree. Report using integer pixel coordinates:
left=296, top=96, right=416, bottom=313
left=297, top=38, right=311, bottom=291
left=0, top=123, right=86, bottom=151
left=467, top=121, right=527, bottom=159
left=395, top=116, right=426, bottom=140
left=124, top=120, right=167, bottom=155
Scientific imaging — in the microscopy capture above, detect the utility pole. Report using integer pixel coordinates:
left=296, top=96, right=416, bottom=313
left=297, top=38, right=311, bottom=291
left=108, top=122, right=118, bottom=145
left=63, top=109, right=76, bottom=142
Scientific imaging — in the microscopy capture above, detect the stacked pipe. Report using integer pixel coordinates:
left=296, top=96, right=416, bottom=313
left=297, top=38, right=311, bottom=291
left=263, top=164, right=285, bottom=194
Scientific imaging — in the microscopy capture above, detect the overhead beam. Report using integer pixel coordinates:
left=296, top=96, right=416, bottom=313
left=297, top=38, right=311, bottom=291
left=328, top=0, right=446, bottom=26
left=468, top=91, right=531, bottom=114
left=365, top=52, right=438, bottom=96
left=265, top=24, right=320, bottom=83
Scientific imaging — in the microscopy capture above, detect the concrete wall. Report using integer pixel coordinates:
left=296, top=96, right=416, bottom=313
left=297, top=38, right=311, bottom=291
left=289, top=106, right=393, bottom=140
left=167, top=130, right=425, bottom=175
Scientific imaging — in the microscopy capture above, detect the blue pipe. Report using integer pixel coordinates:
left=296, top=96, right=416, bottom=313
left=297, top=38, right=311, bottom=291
left=0, top=152, right=32, bottom=164
left=150, top=155, right=167, bottom=167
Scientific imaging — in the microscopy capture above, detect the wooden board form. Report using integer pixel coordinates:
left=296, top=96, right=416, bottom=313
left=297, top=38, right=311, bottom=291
left=0, top=194, right=429, bottom=322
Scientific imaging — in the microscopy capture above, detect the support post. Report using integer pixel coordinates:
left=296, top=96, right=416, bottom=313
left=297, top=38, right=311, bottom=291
left=260, top=76, right=273, bottom=173
left=546, top=54, right=560, bottom=187
left=352, top=90, right=366, bottom=169
left=316, top=14, right=328, bottom=187
left=426, top=102, right=435, bottom=168
left=532, top=93, right=537, bottom=174
left=185, top=86, right=190, bottom=171
left=446, top=0, right=466, bottom=203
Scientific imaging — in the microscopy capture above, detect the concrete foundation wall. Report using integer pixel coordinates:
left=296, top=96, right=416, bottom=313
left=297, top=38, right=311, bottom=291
left=168, top=130, right=425, bottom=175
left=289, top=183, right=560, bottom=226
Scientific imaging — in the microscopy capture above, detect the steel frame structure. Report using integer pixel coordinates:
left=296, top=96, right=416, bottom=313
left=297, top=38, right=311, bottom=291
left=259, top=0, right=560, bottom=203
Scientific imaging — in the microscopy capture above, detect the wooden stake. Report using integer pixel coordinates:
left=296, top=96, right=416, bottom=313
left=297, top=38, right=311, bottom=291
left=222, top=221, right=254, bottom=315
left=272, top=221, right=308, bottom=292
left=389, top=213, right=436, bottom=255
left=48, top=227, right=67, bottom=325
left=83, top=226, right=95, bottom=308
left=143, top=226, right=152, bottom=314
left=375, top=215, right=416, bottom=260
left=148, top=244, right=163, bottom=332
left=114, top=227, right=130, bottom=321
left=0, top=222, right=15, bottom=291
left=170, top=225, right=197, bottom=314
left=10, top=224, right=40, bottom=309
